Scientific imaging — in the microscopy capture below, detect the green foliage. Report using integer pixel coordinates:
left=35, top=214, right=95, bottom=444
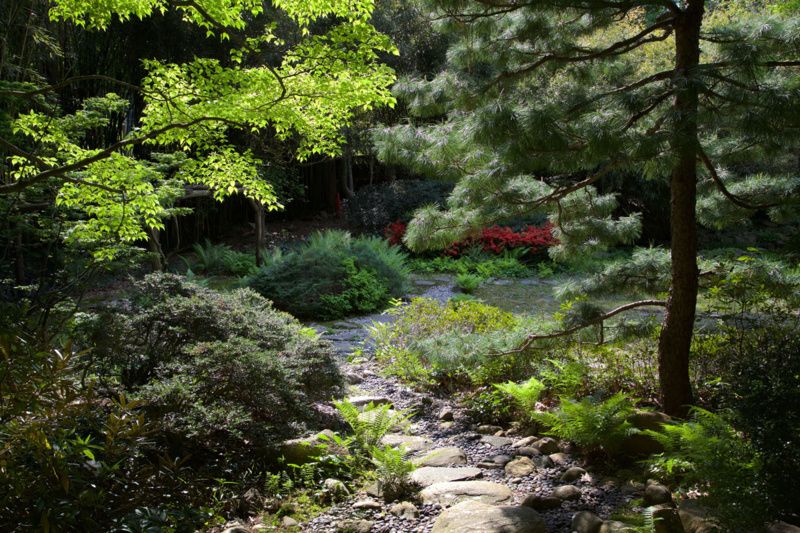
left=185, top=239, right=257, bottom=277
left=646, top=409, right=766, bottom=531
left=455, top=272, right=482, bottom=293
left=494, top=377, right=546, bottom=424
left=464, top=387, right=516, bottom=426
left=533, top=393, right=639, bottom=460
left=538, top=359, right=588, bottom=398
left=409, top=250, right=531, bottom=278
left=345, top=179, right=453, bottom=232
left=248, top=230, right=409, bottom=319
left=368, top=445, right=417, bottom=502
left=333, top=400, right=411, bottom=454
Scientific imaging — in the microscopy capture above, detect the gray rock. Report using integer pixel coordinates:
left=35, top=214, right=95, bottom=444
left=561, top=466, right=587, bottom=482
left=573, top=511, right=604, bottom=533
left=420, top=480, right=513, bottom=507
left=438, top=407, right=454, bottom=421
left=410, top=466, right=483, bottom=487
left=549, top=452, right=570, bottom=465
left=521, top=494, right=563, bottom=510
left=512, top=436, right=538, bottom=448
left=390, top=501, right=419, bottom=519
left=381, top=434, right=433, bottom=454
left=629, top=410, right=672, bottom=431
left=599, top=521, right=631, bottom=533
left=493, top=454, right=513, bottom=465
left=644, top=483, right=673, bottom=505
left=280, top=429, right=343, bottom=464
left=478, top=424, right=503, bottom=434
left=477, top=461, right=503, bottom=469
left=678, top=501, right=721, bottom=533
left=552, top=484, right=582, bottom=501
left=352, top=499, right=382, bottom=510
left=504, top=456, right=536, bottom=477
left=414, top=447, right=467, bottom=467
left=480, top=435, right=514, bottom=447
left=533, top=437, right=560, bottom=454
left=532, top=455, right=555, bottom=468
left=431, top=500, right=546, bottom=533
left=336, top=519, right=374, bottom=533
left=222, top=527, right=250, bottom=533
left=347, top=395, right=393, bottom=409
left=281, top=516, right=300, bottom=528
left=343, top=371, right=364, bottom=385
left=321, top=478, right=350, bottom=501
left=652, top=505, right=685, bottom=533
left=515, top=446, right=542, bottom=457
left=769, top=522, right=800, bottom=533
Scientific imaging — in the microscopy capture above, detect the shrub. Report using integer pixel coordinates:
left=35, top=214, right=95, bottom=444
left=494, top=377, right=546, bottom=425
left=533, top=393, right=639, bottom=460
left=645, top=408, right=767, bottom=531
left=464, top=387, right=516, bottom=426
left=409, top=250, right=532, bottom=278
left=455, top=272, right=482, bottom=293
left=185, top=239, right=257, bottom=277
left=89, top=273, right=343, bottom=452
left=248, top=231, right=409, bottom=319
left=446, top=223, right=557, bottom=257
left=345, top=179, right=453, bottom=233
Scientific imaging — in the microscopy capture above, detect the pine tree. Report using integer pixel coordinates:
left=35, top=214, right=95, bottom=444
left=374, top=0, right=800, bottom=416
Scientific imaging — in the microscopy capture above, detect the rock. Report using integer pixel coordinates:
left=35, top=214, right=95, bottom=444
left=281, top=516, right=300, bottom=528
left=352, top=499, right=382, bottom=510
left=573, top=511, right=604, bottom=533
left=629, top=410, right=672, bottom=431
left=410, top=466, right=483, bottom=487
left=552, top=484, right=582, bottom=501
left=390, top=501, right=419, bottom=519
left=478, top=424, right=503, bottom=434
left=561, top=466, right=587, bottom=482
left=480, top=435, right=514, bottom=447
left=599, top=521, right=630, bottom=533
left=280, top=429, right=343, bottom=464
left=533, top=437, right=560, bottom=454
left=420, top=480, right=513, bottom=507
left=678, top=501, right=721, bottom=533
left=347, top=395, right=393, bottom=409
left=644, top=483, right=673, bottom=505
left=477, top=461, right=503, bottom=469
left=438, top=407, right=454, bottom=421
left=549, top=452, right=570, bottom=465
left=504, top=456, right=536, bottom=477
left=343, top=371, right=364, bottom=385
left=336, top=519, right=374, bottom=533
left=512, top=436, right=538, bottom=448
left=440, top=421, right=455, bottom=430
left=222, top=527, right=250, bottom=533
left=522, top=494, right=563, bottom=510
left=414, top=447, right=467, bottom=467
left=769, top=522, right=800, bottom=533
left=381, top=434, right=433, bottom=454
left=493, top=454, right=513, bottom=465
left=516, top=446, right=542, bottom=457
left=652, top=505, right=686, bottom=533
left=620, top=432, right=664, bottom=457
left=431, top=500, right=546, bottom=533
left=321, top=478, right=350, bottom=501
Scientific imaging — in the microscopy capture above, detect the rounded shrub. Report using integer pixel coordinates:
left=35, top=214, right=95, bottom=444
left=248, top=230, right=409, bottom=319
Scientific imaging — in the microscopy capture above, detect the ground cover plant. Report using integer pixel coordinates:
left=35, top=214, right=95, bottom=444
left=248, top=230, right=410, bottom=319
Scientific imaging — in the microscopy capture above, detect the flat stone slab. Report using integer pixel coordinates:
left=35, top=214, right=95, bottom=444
left=347, top=395, right=393, bottom=409
left=411, top=466, right=482, bottom=487
left=480, top=435, right=514, bottom=447
left=414, top=447, right=467, bottom=467
left=420, top=480, right=513, bottom=507
left=382, top=434, right=433, bottom=454
left=432, top=500, right=546, bottom=533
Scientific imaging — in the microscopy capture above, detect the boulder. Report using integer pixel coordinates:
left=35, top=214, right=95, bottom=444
left=516, top=446, right=542, bottom=457
left=390, top=501, right=419, bottom=519
left=629, top=410, right=672, bottom=431
left=644, top=483, right=673, bottom=505
left=599, top=521, right=630, bottom=533
left=352, top=499, right=382, bottom=510
left=505, top=457, right=537, bottom=477
left=533, top=437, right=560, bottom=454
left=478, top=424, right=503, bottom=434
left=222, top=527, right=250, bottom=533
left=678, top=501, right=721, bottom=533
left=420, top=480, right=513, bottom=507
left=549, top=452, right=570, bottom=465
left=381, top=434, right=433, bottom=454
left=561, top=466, right=587, bottom=482
left=552, top=484, right=581, bottom=501
left=769, top=522, right=800, bottom=533
left=336, top=519, right=374, bottom=533
left=439, top=407, right=455, bottom=421
left=281, top=516, right=300, bottom=528
left=572, top=511, right=604, bottom=533
left=321, top=478, right=350, bottom=501
left=521, top=494, right=563, bottom=511
left=480, top=435, right=514, bottom=447
left=414, top=447, right=467, bottom=467
left=411, top=466, right=482, bottom=487
left=279, top=429, right=343, bottom=464
left=493, top=454, right=513, bottom=465
left=512, top=436, right=538, bottom=448
left=431, top=500, right=546, bottom=533
left=652, top=505, right=686, bottom=533
left=347, top=395, right=393, bottom=409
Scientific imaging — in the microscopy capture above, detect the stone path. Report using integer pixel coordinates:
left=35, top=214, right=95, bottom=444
left=302, top=277, right=644, bottom=533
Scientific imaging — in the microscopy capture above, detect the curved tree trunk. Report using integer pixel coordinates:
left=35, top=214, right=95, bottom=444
left=658, top=0, right=704, bottom=418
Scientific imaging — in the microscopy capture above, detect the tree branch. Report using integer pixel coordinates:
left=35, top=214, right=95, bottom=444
left=698, top=147, right=783, bottom=210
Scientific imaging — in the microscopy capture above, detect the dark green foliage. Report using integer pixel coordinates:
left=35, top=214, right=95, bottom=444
left=184, top=239, right=257, bottom=277
left=409, top=249, right=531, bottom=278
left=345, top=179, right=453, bottom=233
left=89, top=273, right=343, bottom=451
left=455, top=272, right=482, bottom=293
left=248, top=231, right=409, bottom=319
left=464, top=387, right=516, bottom=426
left=646, top=409, right=766, bottom=532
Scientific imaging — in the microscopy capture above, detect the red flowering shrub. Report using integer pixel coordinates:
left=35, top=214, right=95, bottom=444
left=385, top=220, right=408, bottom=246
left=383, top=221, right=557, bottom=257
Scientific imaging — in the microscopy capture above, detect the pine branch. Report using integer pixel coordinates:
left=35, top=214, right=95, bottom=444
left=493, top=299, right=666, bottom=355
left=698, top=148, right=784, bottom=210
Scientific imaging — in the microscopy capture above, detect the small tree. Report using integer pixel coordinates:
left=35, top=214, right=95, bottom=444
left=374, top=0, right=800, bottom=416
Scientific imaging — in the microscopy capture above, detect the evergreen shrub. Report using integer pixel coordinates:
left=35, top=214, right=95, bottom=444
left=248, top=231, right=409, bottom=319
left=345, top=179, right=452, bottom=233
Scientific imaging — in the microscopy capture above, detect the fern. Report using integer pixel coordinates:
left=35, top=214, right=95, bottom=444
left=533, top=393, right=638, bottom=459
left=334, top=400, right=411, bottom=453
left=368, top=445, right=417, bottom=501
left=494, top=377, right=546, bottom=423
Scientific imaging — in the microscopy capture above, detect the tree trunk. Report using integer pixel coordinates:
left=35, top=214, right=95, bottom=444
left=251, top=199, right=265, bottom=267
left=657, top=1, right=704, bottom=418
left=147, top=227, right=165, bottom=272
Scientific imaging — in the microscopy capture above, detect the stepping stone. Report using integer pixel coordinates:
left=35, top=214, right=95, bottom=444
left=420, top=480, right=513, bottom=507
left=504, top=456, right=536, bottom=477
left=410, top=466, right=482, bottom=487
left=382, top=434, right=433, bottom=454
left=347, top=395, right=393, bottom=409
left=480, top=435, right=513, bottom=447
left=432, top=500, right=546, bottom=533
left=414, top=447, right=467, bottom=467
